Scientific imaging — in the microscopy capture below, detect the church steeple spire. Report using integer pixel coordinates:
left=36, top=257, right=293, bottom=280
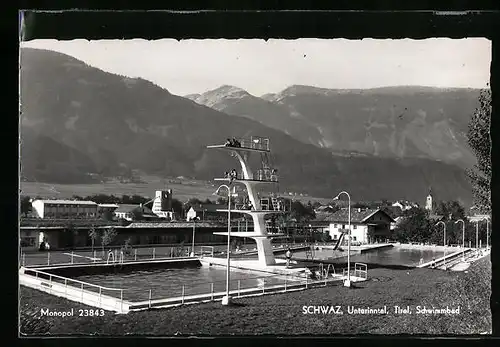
left=425, top=186, right=433, bottom=212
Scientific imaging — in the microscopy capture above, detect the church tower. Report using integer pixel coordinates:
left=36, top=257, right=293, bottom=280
left=425, top=187, right=433, bottom=212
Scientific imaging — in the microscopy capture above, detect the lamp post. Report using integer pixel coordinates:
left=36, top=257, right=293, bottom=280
left=436, top=221, right=447, bottom=270
left=214, top=184, right=232, bottom=306
left=190, top=217, right=199, bottom=257
left=486, top=219, right=490, bottom=250
left=333, top=191, right=351, bottom=287
left=454, top=219, right=465, bottom=261
left=475, top=220, right=479, bottom=249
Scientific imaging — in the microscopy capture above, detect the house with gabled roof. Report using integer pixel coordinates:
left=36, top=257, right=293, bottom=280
left=114, top=204, right=158, bottom=221
left=185, top=203, right=228, bottom=221
left=315, top=208, right=395, bottom=244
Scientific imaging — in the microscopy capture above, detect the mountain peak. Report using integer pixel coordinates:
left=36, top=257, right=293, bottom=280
left=213, top=85, right=249, bottom=95
left=189, top=85, right=251, bottom=107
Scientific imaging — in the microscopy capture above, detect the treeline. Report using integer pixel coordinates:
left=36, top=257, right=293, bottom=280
left=22, top=194, right=319, bottom=229
left=394, top=201, right=489, bottom=246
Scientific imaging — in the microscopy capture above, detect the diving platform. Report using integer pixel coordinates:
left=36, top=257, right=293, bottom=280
left=207, top=144, right=270, bottom=153
left=207, top=136, right=284, bottom=266
left=207, top=136, right=271, bottom=153
left=216, top=209, right=284, bottom=215
left=214, top=178, right=277, bottom=184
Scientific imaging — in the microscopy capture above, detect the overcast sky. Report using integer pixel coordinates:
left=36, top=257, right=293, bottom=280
left=21, top=38, right=491, bottom=96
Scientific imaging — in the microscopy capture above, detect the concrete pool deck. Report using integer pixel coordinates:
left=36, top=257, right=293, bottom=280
left=199, top=257, right=311, bottom=278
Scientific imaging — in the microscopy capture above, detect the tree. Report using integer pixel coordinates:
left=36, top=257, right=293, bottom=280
left=171, top=198, right=184, bottom=219
left=394, top=207, right=433, bottom=243
left=101, top=227, right=117, bottom=254
left=102, top=210, right=114, bottom=221
left=88, top=226, right=99, bottom=252
left=20, top=196, right=31, bottom=217
left=62, top=222, right=77, bottom=248
left=130, top=195, right=148, bottom=204
left=352, top=202, right=369, bottom=209
left=466, top=88, right=491, bottom=214
left=131, top=207, right=144, bottom=221
left=290, top=201, right=316, bottom=224
left=312, top=201, right=322, bottom=209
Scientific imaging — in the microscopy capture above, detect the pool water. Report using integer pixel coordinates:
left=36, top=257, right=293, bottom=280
left=76, top=266, right=299, bottom=302
left=73, top=246, right=449, bottom=303
left=293, top=246, right=446, bottom=267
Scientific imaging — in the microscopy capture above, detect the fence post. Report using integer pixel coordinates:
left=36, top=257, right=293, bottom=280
left=93, top=251, right=96, bottom=263
left=134, top=249, right=137, bottom=261
left=153, top=248, right=156, bottom=260
left=81, top=283, right=84, bottom=302
left=284, top=274, right=287, bottom=292
left=99, top=287, right=102, bottom=308
left=181, top=285, right=185, bottom=304
left=71, top=251, right=74, bottom=264
left=238, top=280, right=241, bottom=297
left=149, top=289, right=152, bottom=309
left=211, top=283, right=214, bottom=301
left=262, top=279, right=265, bottom=294
left=49, top=275, right=52, bottom=294
left=170, top=247, right=173, bottom=258
left=47, top=252, right=50, bottom=265
left=305, top=275, right=308, bottom=289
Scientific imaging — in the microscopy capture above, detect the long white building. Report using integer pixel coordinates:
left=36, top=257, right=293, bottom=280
left=31, top=199, right=98, bottom=219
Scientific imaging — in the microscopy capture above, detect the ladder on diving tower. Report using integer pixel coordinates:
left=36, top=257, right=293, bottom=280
left=260, top=152, right=271, bottom=169
left=271, top=197, right=279, bottom=211
left=305, top=245, right=315, bottom=260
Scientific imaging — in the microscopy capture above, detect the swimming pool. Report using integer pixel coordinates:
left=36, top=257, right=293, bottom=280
left=293, top=246, right=448, bottom=267
left=76, top=266, right=300, bottom=302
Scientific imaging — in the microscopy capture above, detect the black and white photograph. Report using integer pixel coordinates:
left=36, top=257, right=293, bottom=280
left=18, top=11, right=493, bottom=336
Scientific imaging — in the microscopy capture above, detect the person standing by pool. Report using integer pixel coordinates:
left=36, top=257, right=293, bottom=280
left=285, top=247, right=293, bottom=268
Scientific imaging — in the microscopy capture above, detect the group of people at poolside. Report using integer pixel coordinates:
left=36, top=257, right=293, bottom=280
left=224, top=137, right=242, bottom=147
left=224, top=169, right=238, bottom=182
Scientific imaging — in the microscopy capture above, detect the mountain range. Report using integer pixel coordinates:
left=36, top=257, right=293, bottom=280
left=187, top=85, right=479, bottom=169
left=20, top=47, right=476, bottom=205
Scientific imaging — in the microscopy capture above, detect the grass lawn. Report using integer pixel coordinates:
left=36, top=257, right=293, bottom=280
left=20, top=179, right=333, bottom=205
left=19, top=256, right=491, bottom=336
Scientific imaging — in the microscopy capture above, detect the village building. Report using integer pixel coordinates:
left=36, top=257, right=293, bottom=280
left=31, top=199, right=98, bottom=219
left=392, top=200, right=418, bottom=211
left=97, top=204, right=119, bottom=219
left=315, top=208, right=395, bottom=244
left=185, top=203, right=228, bottom=221
left=114, top=204, right=158, bottom=221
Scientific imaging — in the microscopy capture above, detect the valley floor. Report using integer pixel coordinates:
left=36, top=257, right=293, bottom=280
left=20, top=256, right=491, bottom=336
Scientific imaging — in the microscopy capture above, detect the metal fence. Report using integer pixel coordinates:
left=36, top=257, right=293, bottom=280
left=22, top=268, right=125, bottom=311
left=20, top=246, right=196, bottom=267
left=20, top=259, right=368, bottom=311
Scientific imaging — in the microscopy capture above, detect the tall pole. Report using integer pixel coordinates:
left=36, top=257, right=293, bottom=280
left=486, top=219, right=489, bottom=249
left=226, top=188, right=231, bottom=304
left=215, top=184, right=232, bottom=306
left=436, top=221, right=446, bottom=270
left=455, top=219, right=465, bottom=261
left=334, top=191, right=351, bottom=287
left=347, top=195, right=351, bottom=285
left=475, top=221, right=479, bottom=249
left=190, top=219, right=196, bottom=257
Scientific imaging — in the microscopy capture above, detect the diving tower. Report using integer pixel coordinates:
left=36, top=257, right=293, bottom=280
left=207, top=136, right=286, bottom=266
